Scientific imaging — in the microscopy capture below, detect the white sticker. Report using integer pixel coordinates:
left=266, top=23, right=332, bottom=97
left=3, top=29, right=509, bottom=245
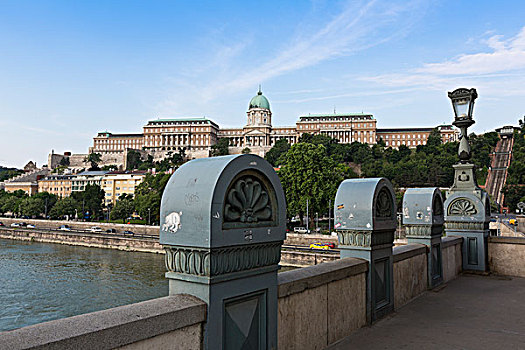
left=163, top=211, right=182, bottom=233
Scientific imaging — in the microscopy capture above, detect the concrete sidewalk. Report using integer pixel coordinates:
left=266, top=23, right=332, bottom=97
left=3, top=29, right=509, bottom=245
left=328, top=274, right=525, bottom=349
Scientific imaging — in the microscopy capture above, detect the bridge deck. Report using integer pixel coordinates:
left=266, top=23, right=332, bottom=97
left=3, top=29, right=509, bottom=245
left=328, top=274, right=525, bottom=349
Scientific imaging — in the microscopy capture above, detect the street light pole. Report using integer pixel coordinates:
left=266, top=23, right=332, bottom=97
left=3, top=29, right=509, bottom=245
left=148, top=208, right=151, bottom=225
left=306, top=199, right=309, bottom=234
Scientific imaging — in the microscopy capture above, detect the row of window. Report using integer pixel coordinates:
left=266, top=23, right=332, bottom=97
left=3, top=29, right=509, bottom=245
left=381, top=133, right=427, bottom=140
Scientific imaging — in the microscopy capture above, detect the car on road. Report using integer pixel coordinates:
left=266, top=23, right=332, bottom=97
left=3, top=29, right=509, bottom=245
left=10, top=223, right=20, bottom=228
left=106, top=228, right=117, bottom=233
left=321, top=242, right=336, bottom=249
left=58, top=225, right=71, bottom=231
left=294, top=227, right=310, bottom=234
left=89, top=227, right=103, bottom=233
left=509, top=219, right=518, bottom=226
left=27, top=224, right=36, bottom=229
left=0, top=222, right=5, bottom=227
left=309, top=242, right=331, bottom=250
left=123, top=230, right=134, bottom=236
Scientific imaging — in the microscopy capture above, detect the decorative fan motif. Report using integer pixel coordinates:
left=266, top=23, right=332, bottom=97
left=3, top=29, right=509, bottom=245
left=376, top=188, right=393, bottom=218
left=224, top=177, right=272, bottom=223
left=448, top=198, right=477, bottom=216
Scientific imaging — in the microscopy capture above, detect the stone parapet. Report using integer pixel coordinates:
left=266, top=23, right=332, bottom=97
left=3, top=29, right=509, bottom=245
left=277, top=258, right=368, bottom=349
left=393, top=244, right=428, bottom=309
left=0, top=295, right=206, bottom=350
left=489, top=236, right=525, bottom=278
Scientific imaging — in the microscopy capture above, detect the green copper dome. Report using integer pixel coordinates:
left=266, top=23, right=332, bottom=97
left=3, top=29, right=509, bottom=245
left=248, top=88, right=270, bottom=111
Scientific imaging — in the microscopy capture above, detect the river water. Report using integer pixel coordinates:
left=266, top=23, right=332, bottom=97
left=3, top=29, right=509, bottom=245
left=0, top=238, right=168, bottom=332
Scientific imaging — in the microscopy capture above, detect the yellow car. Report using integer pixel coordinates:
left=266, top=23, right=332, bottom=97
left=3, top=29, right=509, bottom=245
left=309, top=243, right=331, bottom=250
left=509, top=219, right=518, bottom=226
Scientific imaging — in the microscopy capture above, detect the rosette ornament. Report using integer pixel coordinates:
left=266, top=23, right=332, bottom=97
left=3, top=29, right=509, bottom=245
left=224, top=177, right=272, bottom=223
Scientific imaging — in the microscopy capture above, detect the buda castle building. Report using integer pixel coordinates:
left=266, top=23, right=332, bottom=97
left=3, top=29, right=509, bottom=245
left=82, top=88, right=457, bottom=167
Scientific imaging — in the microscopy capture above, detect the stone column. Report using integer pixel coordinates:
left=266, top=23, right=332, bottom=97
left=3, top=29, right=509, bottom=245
left=334, top=178, right=396, bottom=322
left=159, top=154, right=286, bottom=349
left=402, top=188, right=444, bottom=288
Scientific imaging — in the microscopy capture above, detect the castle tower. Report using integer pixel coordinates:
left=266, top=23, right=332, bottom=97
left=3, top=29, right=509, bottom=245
left=244, top=87, right=272, bottom=149
left=246, top=87, right=272, bottom=127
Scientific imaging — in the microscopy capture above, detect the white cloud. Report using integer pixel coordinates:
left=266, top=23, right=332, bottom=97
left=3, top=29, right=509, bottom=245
left=361, top=26, right=525, bottom=92
left=158, top=0, right=429, bottom=115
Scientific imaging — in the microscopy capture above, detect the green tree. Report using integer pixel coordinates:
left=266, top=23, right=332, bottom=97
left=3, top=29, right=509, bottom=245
left=19, top=197, right=45, bottom=217
left=33, top=192, right=58, bottom=217
left=49, top=197, right=79, bottom=219
left=110, top=194, right=135, bottom=223
left=265, top=139, right=290, bottom=166
left=85, top=152, right=102, bottom=171
left=278, top=143, right=345, bottom=225
left=241, top=147, right=251, bottom=154
left=211, top=138, right=230, bottom=157
left=134, top=173, right=171, bottom=224
left=155, top=150, right=185, bottom=172
left=59, top=157, right=70, bottom=166
left=71, top=184, right=105, bottom=220
left=2, top=196, right=22, bottom=216
left=126, top=150, right=143, bottom=170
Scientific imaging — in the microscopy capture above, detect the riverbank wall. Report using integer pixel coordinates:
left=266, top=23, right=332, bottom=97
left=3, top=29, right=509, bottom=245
left=0, top=217, right=160, bottom=236
left=0, top=228, right=164, bottom=254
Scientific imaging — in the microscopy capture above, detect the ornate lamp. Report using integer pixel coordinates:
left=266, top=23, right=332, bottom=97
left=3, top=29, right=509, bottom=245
left=448, top=88, right=477, bottom=162
left=444, top=87, right=490, bottom=272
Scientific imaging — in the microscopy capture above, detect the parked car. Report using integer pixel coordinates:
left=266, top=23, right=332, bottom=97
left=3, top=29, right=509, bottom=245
left=0, top=222, right=5, bottom=227
left=509, top=219, right=518, bottom=226
left=294, top=227, right=310, bottom=234
left=58, top=225, right=71, bottom=231
left=10, top=223, right=20, bottom=228
left=123, top=230, right=134, bottom=236
left=27, top=224, right=36, bottom=229
left=89, top=227, right=103, bottom=233
left=106, top=228, right=117, bottom=233
left=309, top=242, right=331, bottom=250
left=19, top=222, right=27, bottom=227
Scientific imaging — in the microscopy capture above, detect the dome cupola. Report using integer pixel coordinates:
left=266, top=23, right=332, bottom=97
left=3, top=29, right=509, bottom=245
left=246, top=86, right=272, bottom=127
left=248, top=87, right=271, bottom=111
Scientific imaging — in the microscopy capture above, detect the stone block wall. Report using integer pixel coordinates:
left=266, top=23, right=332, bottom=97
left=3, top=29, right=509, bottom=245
left=393, top=244, right=428, bottom=309
left=277, top=258, right=368, bottom=350
left=489, top=236, right=525, bottom=277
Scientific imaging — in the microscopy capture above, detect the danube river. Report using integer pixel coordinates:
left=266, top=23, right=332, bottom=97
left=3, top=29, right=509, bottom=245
left=0, top=238, right=168, bottom=332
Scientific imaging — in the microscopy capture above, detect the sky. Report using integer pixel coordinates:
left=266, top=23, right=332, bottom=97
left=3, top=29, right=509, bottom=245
left=1, top=0, right=525, bottom=168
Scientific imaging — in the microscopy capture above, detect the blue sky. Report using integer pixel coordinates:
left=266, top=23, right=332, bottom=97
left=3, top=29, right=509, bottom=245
left=1, top=0, right=525, bottom=168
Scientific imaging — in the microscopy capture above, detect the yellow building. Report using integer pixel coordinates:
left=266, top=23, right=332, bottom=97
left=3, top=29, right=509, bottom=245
left=4, top=182, right=39, bottom=196
left=38, top=175, right=73, bottom=198
left=102, top=171, right=146, bottom=206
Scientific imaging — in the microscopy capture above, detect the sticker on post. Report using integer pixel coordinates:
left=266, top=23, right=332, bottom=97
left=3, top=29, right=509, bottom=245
left=163, top=211, right=182, bottom=233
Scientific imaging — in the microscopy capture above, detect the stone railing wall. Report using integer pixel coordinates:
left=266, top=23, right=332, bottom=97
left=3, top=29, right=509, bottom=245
left=0, top=295, right=206, bottom=350
left=277, top=258, right=368, bottom=350
left=0, top=237, right=465, bottom=349
left=393, top=244, right=428, bottom=309
left=489, top=236, right=525, bottom=277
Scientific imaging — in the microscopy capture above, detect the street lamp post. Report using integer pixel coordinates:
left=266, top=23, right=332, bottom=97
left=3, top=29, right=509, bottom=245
left=148, top=208, right=151, bottom=225
left=444, top=87, right=490, bottom=271
left=448, top=88, right=478, bottom=162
